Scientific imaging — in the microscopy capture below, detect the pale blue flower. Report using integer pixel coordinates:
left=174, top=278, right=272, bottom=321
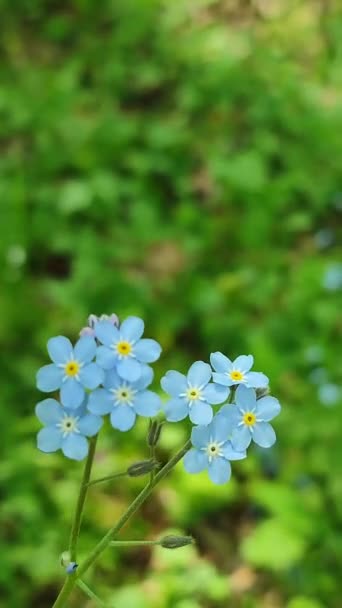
left=36, top=335, right=104, bottom=409
left=95, top=316, right=161, bottom=382
left=318, top=383, right=340, bottom=407
left=183, top=415, right=246, bottom=484
left=211, top=352, right=269, bottom=389
left=88, top=365, right=160, bottom=431
left=322, top=263, right=342, bottom=291
left=36, top=398, right=103, bottom=460
left=219, top=385, right=280, bottom=450
left=161, top=361, right=229, bottom=425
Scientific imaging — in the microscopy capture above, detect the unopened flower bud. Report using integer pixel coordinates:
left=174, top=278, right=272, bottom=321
left=127, top=459, right=160, bottom=477
left=80, top=313, right=120, bottom=337
left=147, top=420, right=163, bottom=447
left=256, top=386, right=270, bottom=399
left=159, top=535, right=193, bottom=549
left=60, top=551, right=71, bottom=567
left=66, top=562, right=78, bottom=574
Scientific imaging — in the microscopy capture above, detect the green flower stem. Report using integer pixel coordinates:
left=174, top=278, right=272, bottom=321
left=51, top=438, right=191, bottom=608
left=77, top=439, right=191, bottom=577
left=69, top=435, right=98, bottom=561
left=109, top=539, right=161, bottom=547
left=77, top=579, right=107, bottom=607
left=86, top=471, right=127, bottom=487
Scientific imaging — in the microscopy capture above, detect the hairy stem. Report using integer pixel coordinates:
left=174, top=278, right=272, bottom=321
left=69, top=435, right=98, bottom=561
left=51, top=438, right=191, bottom=608
left=77, top=439, right=191, bottom=577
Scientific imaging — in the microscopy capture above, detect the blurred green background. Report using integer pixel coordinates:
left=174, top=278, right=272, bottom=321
left=1, top=1, right=341, bottom=607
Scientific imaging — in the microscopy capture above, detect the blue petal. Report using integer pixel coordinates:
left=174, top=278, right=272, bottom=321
left=37, top=427, right=62, bottom=452
left=210, top=352, right=232, bottom=372
left=96, top=346, right=117, bottom=370
left=212, top=372, right=233, bottom=387
left=87, top=389, right=113, bottom=415
left=134, top=339, right=161, bottom=363
left=183, top=449, right=207, bottom=473
left=211, top=413, right=238, bottom=441
left=191, top=425, right=211, bottom=449
left=253, top=422, right=276, bottom=448
left=47, top=336, right=73, bottom=364
left=208, top=457, right=231, bottom=484
left=245, top=371, right=269, bottom=388
left=95, top=321, right=119, bottom=346
left=74, top=336, right=97, bottom=363
left=134, top=390, right=160, bottom=417
left=232, top=355, right=254, bottom=373
left=117, top=358, right=141, bottom=382
left=103, top=368, right=122, bottom=390
left=36, top=399, right=63, bottom=425
left=60, top=378, right=85, bottom=409
left=202, top=383, right=229, bottom=404
left=256, top=396, right=281, bottom=421
left=36, top=364, right=63, bottom=392
left=164, top=397, right=189, bottom=422
left=120, top=316, right=144, bottom=342
left=221, top=442, right=246, bottom=461
left=235, top=385, right=257, bottom=412
left=78, top=414, right=103, bottom=437
left=79, top=362, right=104, bottom=389
left=231, top=426, right=252, bottom=451
left=110, top=406, right=136, bottom=431
left=62, top=434, right=89, bottom=460
left=133, top=365, right=154, bottom=390
left=216, top=404, right=241, bottom=430
left=187, top=361, right=212, bottom=387
left=189, top=401, right=213, bottom=425
left=161, top=371, right=187, bottom=397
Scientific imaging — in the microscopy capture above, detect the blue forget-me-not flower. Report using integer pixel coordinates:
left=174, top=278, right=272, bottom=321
left=183, top=415, right=246, bottom=484
left=211, top=353, right=269, bottom=389
left=218, top=384, right=281, bottom=450
left=161, top=361, right=229, bottom=425
left=87, top=365, right=161, bottom=431
left=36, top=398, right=103, bottom=460
left=36, top=335, right=104, bottom=408
left=95, top=316, right=162, bottom=382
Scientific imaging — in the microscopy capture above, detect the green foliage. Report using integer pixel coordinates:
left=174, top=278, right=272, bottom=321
left=1, top=0, right=341, bottom=606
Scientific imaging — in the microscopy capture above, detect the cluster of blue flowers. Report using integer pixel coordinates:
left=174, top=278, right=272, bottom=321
left=36, top=315, right=162, bottom=460
left=35, top=314, right=281, bottom=483
left=162, top=353, right=281, bottom=484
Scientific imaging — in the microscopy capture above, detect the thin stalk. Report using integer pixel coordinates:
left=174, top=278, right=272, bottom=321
left=109, top=539, right=160, bottom=547
left=69, top=435, right=98, bottom=561
left=51, top=438, right=191, bottom=608
left=87, top=471, right=127, bottom=487
left=77, top=439, right=191, bottom=577
left=77, top=579, right=107, bottom=607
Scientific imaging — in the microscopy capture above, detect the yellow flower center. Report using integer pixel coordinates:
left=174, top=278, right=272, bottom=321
left=230, top=370, right=244, bottom=381
left=186, top=387, right=201, bottom=401
left=243, top=412, right=256, bottom=426
left=64, top=360, right=80, bottom=377
left=116, top=341, right=132, bottom=356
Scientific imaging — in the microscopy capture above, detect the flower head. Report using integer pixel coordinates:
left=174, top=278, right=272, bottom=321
left=87, top=365, right=160, bottom=431
left=211, top=352, right=269, bottom=389
left=36, top=398, right=103, bottom=460
left=218, top=384, right=281, bottom=450
left=183, top=415, right=246, bottom=484
left=80, top=313, right=119, bottom=337
left=95, top=316, right=161, bottom=382
left=36, top=335, right=104, bottom=408
left=161, top=361, right=229, bottom=425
